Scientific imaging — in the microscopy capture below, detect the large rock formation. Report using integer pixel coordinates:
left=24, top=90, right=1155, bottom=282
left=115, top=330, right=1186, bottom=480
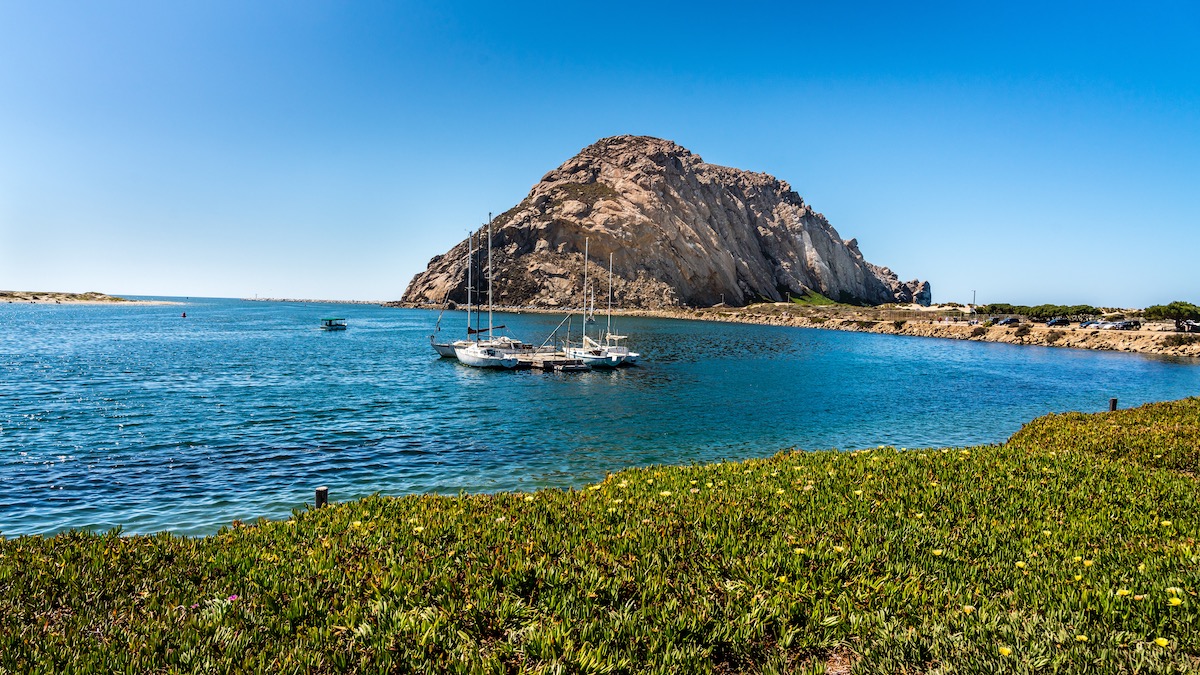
left=402, top=136, right=929, bottom=309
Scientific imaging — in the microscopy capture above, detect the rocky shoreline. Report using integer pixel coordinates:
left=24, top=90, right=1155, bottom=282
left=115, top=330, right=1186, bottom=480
left=392, top=301, right=1200, bottom=358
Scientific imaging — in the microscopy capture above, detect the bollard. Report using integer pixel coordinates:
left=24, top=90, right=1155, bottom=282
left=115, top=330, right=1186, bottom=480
left=316, top=486, right=328, bottom=508
left=1109, top=398, right=1118, bottom=412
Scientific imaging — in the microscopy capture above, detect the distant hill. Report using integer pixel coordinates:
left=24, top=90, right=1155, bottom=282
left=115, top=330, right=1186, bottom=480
left=402, top=135, right=929, bottom=309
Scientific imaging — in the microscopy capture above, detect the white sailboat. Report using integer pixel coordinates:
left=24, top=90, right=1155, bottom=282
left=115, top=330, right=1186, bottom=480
left=602, top=252, right=640, bottom=365
left=565, top=242, right=627, bottom=368
left=454, top=215, right=520, bottom=369
left=430, top=231, right=475, bottom=358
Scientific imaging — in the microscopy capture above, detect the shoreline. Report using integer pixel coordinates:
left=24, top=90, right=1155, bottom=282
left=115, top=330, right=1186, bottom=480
left=390, top=301, right=1200, bottom=358
left=244, top=297, right=385, bottom=305
left=0, top=290, right=180, bottom=306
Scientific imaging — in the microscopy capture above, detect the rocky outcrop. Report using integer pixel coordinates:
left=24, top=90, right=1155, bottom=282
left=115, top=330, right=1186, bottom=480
left=403, top=135, right=929, bottom=308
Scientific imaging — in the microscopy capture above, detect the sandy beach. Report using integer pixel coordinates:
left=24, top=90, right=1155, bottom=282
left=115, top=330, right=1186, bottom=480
left=0, top=291, right=179, bottom=305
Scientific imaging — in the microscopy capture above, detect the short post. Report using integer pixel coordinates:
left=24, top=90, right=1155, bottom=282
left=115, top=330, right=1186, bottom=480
left=1109, top=398, right=1118, bottom=412
left=315, top=486, right=328, bottom=508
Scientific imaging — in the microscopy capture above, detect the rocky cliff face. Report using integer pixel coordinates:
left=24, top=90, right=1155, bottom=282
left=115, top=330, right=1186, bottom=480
left=402, top=136, right=930, bottom=309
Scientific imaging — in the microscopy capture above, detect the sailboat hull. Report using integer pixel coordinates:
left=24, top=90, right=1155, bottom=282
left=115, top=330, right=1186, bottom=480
left=564, top=347, right=624, bottom=368
left=454, top=344, right=520, bottom=369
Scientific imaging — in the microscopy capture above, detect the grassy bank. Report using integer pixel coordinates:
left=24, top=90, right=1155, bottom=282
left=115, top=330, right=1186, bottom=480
left=3, top=402, right=1198, bottom=673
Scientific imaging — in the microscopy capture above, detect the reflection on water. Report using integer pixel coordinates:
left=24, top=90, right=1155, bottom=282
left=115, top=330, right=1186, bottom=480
left=2, top=298, right=1198, bottom=536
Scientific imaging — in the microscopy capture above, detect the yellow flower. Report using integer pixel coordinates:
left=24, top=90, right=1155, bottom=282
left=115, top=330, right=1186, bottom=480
left=998, top=646, right=1012, bottom=656
left=1083, top=560, right=1093, bottom=567
left=524, top=495, right=535, bottom=502
left=962, top=604, right=975, bottom=614
left=1160, top=520, right=1172, bottom=527
left=618, top=481, right=628, bottom=487
left=1072, top=556, right=1082, bottom=562
left=777, top=489, right=785, bottom=495
left=794, top=547, right=806, bottom=554
left=932, top=549, right=944, bottom=556
left=1074, top=575, right=1082, bottom=581
left=915, top=512, right=924, bottom=519
left=351, top=520, right=362, bottom=527
left=611, top=499, right=623, bottom=504
left=833, top=545, right=845, bottom=553
left=690, top=480, right=697, bottom=485
left=705, top=482, right=713, bottom=488
left=659, top=491, right=671, bottom=497
left=413, top=526, right=425, bottom=533
left=1042, top=530, right=1051, bottom=536
left=853, top=490, right=863, bottom=496
left=1168, top=597, right=1183, bottom=606
left=607, top=507, right=616, bottom=513
left=646, top=479, right=654, bottom=484
left=777, top=575, right=788, bottom=583
left=1076, top=635, right=1088, bottom=642
left=1155, top=637, right=1169, bottom=647
left=1117, top=589, right=1131, bottom=596
left=1015, top=561, right=1026, bottom=569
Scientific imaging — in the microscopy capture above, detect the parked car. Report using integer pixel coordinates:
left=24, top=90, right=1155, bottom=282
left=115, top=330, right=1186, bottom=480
left=995, top=317, right=1020, bottom=326
left=1046, top=318, right=1071, bottom=327
left=1113, top=320, right=1141, bottom=331
left=1184, top=320, right=1200, bottom=333
left=1079, top=320, right=1099, bottom=328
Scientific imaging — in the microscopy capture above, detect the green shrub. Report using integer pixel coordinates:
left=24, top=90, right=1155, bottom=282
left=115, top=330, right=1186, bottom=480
left=1008, top=397, right=1200, bottom=473
left=1162, top=334, right=1200, bottom=348
left=790, top=291, right=837, bottom=306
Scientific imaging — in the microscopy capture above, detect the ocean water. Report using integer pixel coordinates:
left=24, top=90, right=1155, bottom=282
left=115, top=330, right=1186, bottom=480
left=2, top=297, right=1198, bottom=537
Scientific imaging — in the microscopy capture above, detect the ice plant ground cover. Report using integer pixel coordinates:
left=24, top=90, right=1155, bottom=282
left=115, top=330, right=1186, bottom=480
left=2, top=400, right=1197, bottom=673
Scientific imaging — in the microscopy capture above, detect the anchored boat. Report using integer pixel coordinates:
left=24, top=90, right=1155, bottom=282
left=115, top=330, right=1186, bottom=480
left=564, top=246, right=639, bottom=368
left=453, top=214, right=520, bottom=369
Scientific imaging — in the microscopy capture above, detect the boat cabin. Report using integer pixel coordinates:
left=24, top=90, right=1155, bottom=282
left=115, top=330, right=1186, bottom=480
left=320, top=318, right=347, bottom=331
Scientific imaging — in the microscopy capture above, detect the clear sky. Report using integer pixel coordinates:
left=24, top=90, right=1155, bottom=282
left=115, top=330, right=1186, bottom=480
left=1, top=1, right=1197, bottom=306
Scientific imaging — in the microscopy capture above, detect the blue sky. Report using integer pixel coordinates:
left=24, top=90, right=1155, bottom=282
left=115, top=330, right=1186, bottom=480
left=1, top=1, right=1197, bottom=306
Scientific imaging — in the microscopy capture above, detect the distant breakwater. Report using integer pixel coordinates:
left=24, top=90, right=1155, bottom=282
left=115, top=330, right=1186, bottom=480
left=244, top=297, right=385, bottom=305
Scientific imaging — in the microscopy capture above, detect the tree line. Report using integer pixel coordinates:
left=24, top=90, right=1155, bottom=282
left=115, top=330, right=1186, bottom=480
left=978, top=301, right=1200, bottom=330
left=977, top=304, right=1105, bottom=321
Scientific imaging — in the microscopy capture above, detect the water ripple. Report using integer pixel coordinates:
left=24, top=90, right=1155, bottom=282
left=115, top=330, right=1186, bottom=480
left=2, top=298, right=1199, bottom=536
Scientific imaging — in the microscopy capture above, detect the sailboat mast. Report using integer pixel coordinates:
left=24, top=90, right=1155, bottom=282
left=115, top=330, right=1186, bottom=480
left=583, top=238, right=589, bottom=339
left=487, top=213, right=493, bottom=339
left=607, top=252, right=613, bottom=337
left=467, top=230, right=473, bottom=339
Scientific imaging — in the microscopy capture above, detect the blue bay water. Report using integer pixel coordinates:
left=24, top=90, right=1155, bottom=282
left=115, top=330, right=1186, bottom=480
left=2, top=297, right=1198, bottom=537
